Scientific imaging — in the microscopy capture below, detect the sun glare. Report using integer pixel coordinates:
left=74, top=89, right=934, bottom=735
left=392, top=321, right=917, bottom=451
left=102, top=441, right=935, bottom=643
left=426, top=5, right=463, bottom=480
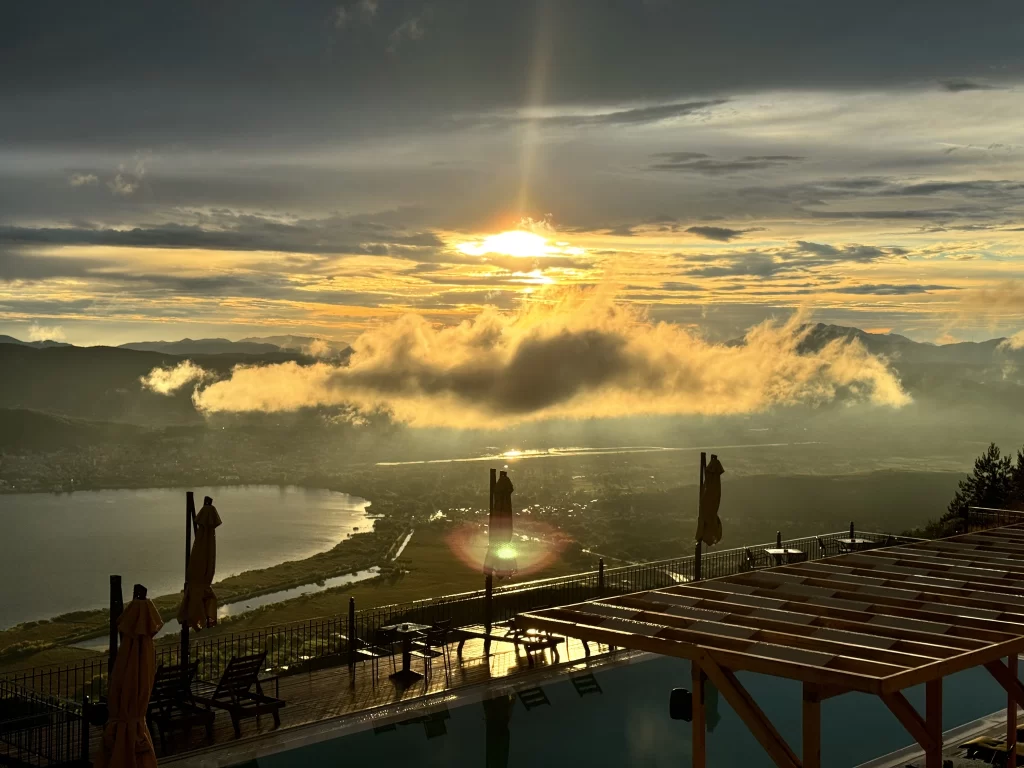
left=456, top=230, right=583, bottom=259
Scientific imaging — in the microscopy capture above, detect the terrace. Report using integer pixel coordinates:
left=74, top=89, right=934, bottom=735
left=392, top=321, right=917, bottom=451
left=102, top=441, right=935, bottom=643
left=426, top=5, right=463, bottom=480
left=2, top=514, right=1017, bottom=768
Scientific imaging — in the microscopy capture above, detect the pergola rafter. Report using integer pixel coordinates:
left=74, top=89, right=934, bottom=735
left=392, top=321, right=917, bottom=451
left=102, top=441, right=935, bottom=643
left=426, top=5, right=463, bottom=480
left=518, top=526, right=1024, bottom=768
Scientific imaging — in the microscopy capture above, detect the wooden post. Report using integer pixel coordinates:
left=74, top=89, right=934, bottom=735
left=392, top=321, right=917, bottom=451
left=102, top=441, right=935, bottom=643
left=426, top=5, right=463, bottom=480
left=925, top=678, right=942, bottom=768
left=692, top=662, right=706, bottom=768
left=776, top=531, right=782, bottom=549
left=347, top=597, right=356, bottom=673
left=108, top=575, right=123, bottom=674
left=849, top=521, right=855, bottom=540
left=484, top=469, right=497, bottom=651
left=695, top=452, right=706, bottom=581
left=598, top=558, right=605, bottom=597
left=1009, top=654, right=1019, bottom=768
left=803, top=684, right=821, bottom=768
left=181, top=491, right=195, bottom=682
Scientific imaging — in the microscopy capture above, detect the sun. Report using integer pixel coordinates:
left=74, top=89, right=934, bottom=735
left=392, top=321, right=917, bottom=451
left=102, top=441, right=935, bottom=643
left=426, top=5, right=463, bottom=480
left=457, top=230, right=551, bottom=258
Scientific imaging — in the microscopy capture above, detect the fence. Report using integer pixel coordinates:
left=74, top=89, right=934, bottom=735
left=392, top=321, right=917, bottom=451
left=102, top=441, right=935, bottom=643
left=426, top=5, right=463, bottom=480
left=0, top=679, right=86, bottom=766
left=2, top=528, right=912, bottom=707
left=966, top=506, right=1024, bottom=533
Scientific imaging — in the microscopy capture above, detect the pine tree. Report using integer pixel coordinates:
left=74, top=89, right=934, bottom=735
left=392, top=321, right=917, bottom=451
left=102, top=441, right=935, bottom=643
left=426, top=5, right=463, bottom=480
left=946, top=443, right=1014, bottom=522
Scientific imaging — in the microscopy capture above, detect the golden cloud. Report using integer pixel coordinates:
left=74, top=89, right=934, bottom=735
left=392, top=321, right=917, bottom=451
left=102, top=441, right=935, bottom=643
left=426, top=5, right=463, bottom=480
left=150, top=291, right=911, bottom=427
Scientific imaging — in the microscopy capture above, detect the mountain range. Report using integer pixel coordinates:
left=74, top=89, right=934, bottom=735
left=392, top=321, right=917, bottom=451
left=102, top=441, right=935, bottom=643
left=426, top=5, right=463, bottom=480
left=1, top=323, right=1022, bottom=429
left=118, top=335, right=350, bottom=357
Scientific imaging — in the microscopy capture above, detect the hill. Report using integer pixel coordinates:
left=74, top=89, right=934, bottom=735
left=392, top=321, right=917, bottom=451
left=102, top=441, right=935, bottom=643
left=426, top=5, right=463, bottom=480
left=119, top=338, right=282, bottom=355
left=0, top=408, right=151, bottom=451
left=0, top=335, right=72, bottom=349
left=0, top=344, right=306, bottom=425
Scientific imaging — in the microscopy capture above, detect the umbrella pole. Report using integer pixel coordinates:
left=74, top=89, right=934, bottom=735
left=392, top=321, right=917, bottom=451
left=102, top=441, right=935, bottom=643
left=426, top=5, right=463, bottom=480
left=694, top=452, right=706, bottom=581
left=181, top=491, right=195, bottom=682
left=484, top=469, right=496, bottom=645
left=108, top=575, right=123, bottom=674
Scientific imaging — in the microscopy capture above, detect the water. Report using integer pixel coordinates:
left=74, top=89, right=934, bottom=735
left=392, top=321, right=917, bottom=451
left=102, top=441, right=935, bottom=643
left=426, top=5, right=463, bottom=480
left=375, top=442, right=823, bottom=466
left=0, top=486, right=371, bottom=629
left=245, top=655, right=1008, bottom=768
left=73, top=566, right=382, bottom=650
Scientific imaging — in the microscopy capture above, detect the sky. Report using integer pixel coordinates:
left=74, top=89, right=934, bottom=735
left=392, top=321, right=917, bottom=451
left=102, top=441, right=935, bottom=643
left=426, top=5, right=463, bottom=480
left=2, top=0, right=1024, bottom=348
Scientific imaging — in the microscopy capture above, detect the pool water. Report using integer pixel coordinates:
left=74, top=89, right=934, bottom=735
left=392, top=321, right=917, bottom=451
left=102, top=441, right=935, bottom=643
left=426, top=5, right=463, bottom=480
left=241, top=654, right=1010, bottom=768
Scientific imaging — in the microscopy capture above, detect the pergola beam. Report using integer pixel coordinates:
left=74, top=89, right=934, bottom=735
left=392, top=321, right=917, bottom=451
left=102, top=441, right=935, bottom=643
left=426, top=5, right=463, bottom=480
left=880, top=690, right=935, bottom=754
left=802, top=684, right=822, bottom=768
left=692, top=662, right=706, bottom=768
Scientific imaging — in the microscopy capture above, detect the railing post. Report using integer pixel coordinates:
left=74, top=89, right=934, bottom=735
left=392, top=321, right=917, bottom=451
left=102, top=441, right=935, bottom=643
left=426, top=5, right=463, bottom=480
left=108, top=575, right=122, bottom=675
left=598, top=558, right=605, bottom=597
left=80, top=691, right=90, bottom=766
left=347, top=597, right=356, bottom=673
left=694, top=541, right=702, bottom=581
left=182, top=491, right=195, bottom=686
left=484, top=574, right=494, bottom=654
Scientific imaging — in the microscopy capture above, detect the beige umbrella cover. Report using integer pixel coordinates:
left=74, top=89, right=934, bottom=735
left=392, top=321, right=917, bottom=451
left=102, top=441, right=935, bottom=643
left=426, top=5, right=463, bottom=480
left=96, top=599, right=164, bottom=768
left=177, top=501, right=221, bottom=630
left=694, top=456, right=725, bottom=546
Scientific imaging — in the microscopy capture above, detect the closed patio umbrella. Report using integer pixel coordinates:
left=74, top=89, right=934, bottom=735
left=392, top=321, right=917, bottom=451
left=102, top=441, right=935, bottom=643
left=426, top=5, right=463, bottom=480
left=694, top=455, right=725, bottom=547
left=485, top=471, right=517, bottom=577
left=177, top=497, right=221, bottom=631
left=97, top=592, right=163, bottom=768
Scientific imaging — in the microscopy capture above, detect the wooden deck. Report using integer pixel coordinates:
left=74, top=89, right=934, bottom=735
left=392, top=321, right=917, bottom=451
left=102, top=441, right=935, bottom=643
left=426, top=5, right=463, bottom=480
left=518, top=524, right=1024, bottom=768
left=98, top=635, right=611, bottom=765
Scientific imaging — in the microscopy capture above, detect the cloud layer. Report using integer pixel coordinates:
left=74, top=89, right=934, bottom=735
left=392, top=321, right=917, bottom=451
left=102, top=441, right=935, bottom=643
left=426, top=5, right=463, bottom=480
left=159, top=293, right=910, bottom=426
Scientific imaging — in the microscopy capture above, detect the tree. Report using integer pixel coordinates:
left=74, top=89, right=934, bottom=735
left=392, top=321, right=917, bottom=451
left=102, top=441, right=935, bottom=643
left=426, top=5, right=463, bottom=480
left=946, top=443, right=1014, bottom=522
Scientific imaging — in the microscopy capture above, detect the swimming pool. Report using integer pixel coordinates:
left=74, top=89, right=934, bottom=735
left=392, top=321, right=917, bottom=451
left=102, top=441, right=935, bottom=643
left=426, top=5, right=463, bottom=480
left=237, top=653, right=1010, bottom=767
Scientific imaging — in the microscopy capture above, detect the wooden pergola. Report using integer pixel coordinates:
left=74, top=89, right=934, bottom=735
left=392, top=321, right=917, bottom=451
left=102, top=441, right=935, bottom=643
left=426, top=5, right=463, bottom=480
left=517, top=525, right=1024, bottom=768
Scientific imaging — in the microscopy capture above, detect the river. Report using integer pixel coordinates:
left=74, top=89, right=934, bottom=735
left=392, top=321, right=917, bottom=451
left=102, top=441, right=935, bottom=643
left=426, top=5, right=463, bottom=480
left=0, top=486, right=371, bottom=630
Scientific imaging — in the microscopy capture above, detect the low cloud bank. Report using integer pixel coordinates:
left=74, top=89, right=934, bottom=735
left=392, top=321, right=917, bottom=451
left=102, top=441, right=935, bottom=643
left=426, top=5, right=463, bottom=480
left=143, top=293, right=910, bottom=426
left=140, top=360, right=211, bottom=395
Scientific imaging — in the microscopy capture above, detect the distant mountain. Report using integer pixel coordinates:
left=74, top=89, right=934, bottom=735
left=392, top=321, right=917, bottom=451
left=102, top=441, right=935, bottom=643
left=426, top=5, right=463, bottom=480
left=239, top=335, right=350, bottom=357
left=0, top=344, right=304, bottom=425
left=0, top=334, right=72, bottom=349
left=796, top=323, right=1019, bottom=366
left=118, top=335, right=350, bottom=357
left=119, top=338, right=283, bottom=355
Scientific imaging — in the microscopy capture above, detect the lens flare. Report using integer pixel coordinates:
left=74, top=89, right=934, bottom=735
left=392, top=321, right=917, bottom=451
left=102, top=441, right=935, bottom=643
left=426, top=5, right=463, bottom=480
left=445, top=519, right=570, bottom=579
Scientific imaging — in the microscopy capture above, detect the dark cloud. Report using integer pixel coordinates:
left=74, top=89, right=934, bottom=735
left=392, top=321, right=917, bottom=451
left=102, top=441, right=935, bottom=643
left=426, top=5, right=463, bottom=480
left=3, top=1, right=1023, bottom=146
left=0, top=216, right=444, bottom=258
left=940, top=78, right=996, bottom=92
left=834, top=284, right=958, bottom=295
left=651, top=153, right=805, bottom=175
left=686, top=225, right=754, bottom=242
left=679, top=241, right=907, bottom=279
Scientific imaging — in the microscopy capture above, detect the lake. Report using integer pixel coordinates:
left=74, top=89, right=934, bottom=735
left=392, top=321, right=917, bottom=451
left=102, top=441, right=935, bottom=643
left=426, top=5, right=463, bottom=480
left=0, top=486, right=371, bottom=630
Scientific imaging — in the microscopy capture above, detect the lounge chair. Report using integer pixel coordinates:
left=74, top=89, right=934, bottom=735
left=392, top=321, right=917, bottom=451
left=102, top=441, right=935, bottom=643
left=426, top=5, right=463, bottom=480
left=147, top=662, right=214, bottom=754
left=192, top=652, right=285, bottom=737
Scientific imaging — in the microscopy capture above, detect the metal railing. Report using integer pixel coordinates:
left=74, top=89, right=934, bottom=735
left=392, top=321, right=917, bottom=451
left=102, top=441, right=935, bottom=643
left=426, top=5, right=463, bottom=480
left=966, top=506, right=1024, bottom=533
left=1, top=528, right=912, bottom=707
left=0, top=678, right=86, bottom=766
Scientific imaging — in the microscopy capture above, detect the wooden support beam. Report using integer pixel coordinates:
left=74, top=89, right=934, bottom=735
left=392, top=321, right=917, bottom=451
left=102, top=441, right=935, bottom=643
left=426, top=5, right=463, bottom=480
left=802, top=684, right=821, bottom=768
left=1009, top=654, right=1018, bottom=768
left=986, top=657, right=1024, bottom=705
left=692, top=662, right=706, bottom=768
left=880, top=691, right=935, bottom=755
left=698, top=650, right=802, bottom=768
left=926, top=679, right=942, bottom=768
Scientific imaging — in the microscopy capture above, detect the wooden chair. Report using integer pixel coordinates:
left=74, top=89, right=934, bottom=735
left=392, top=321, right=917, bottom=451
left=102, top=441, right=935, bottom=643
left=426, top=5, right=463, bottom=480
left=147, top=661, right=214, bottom=754
left=192, top=652, right=285, bottom=738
